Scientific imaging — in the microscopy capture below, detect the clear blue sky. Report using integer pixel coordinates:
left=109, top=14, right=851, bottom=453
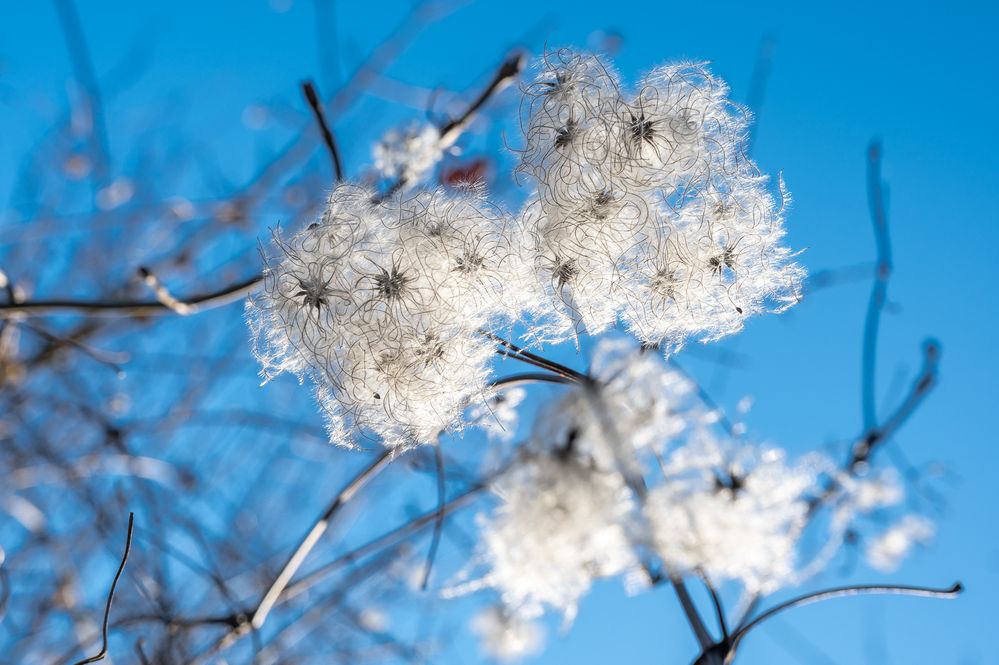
left=1, top=0, right=997, bottom=663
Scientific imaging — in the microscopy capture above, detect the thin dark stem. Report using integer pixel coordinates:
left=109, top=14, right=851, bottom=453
left=374, top=50, right=524, bottom=201
left=71, top=512, right=135, bottom=665
left=870, top=341, right=939, bottom=451
left=301, top=80, right=345, bottom=182
left=489, top=372, right=574, bottom=389
left=419, top=444, right=447, bottom=590
left=732, top=581, right=961, bottom=651
left=482, top=330, right=587, bottom=382
left=672, top=577, right=714, bottom=649
left=700, top=573, right=729, bottom=644
left=438, top=52, right=524, bottom=146
left=808, top=339, right=940, bottom=514
left=0, top=561, right=9, bottom=623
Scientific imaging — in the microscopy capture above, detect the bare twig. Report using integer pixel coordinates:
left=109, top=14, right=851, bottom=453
left=700, top=573, right=729, bottom=644
left=700, top=581, right=960, bottom=664
left=373, top=50, right=525, bottom=199
left=419, top=443, right=447, bottom=589
left=53, top=0, right=110, bottom=184
left=489, top=372, right=574, bottom=389
left=0, top=556, right=9, bottom=624
left=283, top=473, right=497, bottom=602
left=250, top=451, right=393, bottom=630
left=1, top=47, right=522, bottom=320
left=862, top=140, right=892, bottom=430
left=301, top=80, right=345, bottom=182
left=0, top=273, right=263, bottom=318
left=672, top=577, right=714, bottom=649
left=731, top=581, right=962, bottom=650
left=483, top=330, right=587, bottom=382
left=744, top=34, right=776, bottom=155
left=71, top=512, right=135, bottom=665
left=438, top=52, right=524, bottom=148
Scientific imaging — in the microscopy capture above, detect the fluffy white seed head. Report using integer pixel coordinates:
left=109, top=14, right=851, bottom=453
left=248, top=184, right=535, bottom=448
left=460, top=453, right=638, bottom=622
left=646, top=432, right=827, bottom=592
left=517, top=50, right=804, bottom=349
left=531, top=338, right=694, bottom=469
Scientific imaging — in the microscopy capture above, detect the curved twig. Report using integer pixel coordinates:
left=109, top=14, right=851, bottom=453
left=731, top=581, right=962, bottom=652
left=71, top=512, right=135, bottom=665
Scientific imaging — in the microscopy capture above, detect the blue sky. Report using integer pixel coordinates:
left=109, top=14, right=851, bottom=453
left=2, top=0, right=997, bottom=662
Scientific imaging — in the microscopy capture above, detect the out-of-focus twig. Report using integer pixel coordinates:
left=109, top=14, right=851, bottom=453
left=300, top=80, right=345, bottom=183
left=862, top=140, right=893, bottom=430
left=419, top=443, right=447, bottom=589
left=249, top=451, right=394, bottom=630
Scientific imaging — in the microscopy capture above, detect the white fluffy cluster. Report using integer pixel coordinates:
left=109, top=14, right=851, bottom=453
left=248, top=184, right=535, bottom=448
left=373, top=123, right=445, bottom=186
left=645, top=432, right=825, bottom=592
left=251, top=50, right=807, bottom=449
left=456, top=338, right=935, bottom=648
left=531, top=338, right=694, bottom=478
left=455, top=341, right=685, bottom=620
left=468, top=453, right=638, bottom=622
left=518, top=49, right=804, bottom=350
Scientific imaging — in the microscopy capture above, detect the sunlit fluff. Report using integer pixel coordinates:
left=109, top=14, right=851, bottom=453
left=646, top=432, right=827, bottom=592
left=452, top=453, right=638, bottom=623
left=248, top=184, right=535, bottom=448
left=517, top=49, right=804, bottom=350
left=532, top=338, right=694, bottom=472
